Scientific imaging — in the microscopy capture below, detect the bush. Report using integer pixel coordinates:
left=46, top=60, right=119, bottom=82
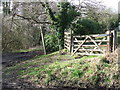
left=72, top=19, right=104, bottom=35
left=44, top=34, right=59, bottom=52
left=2, top=20, right=41, bottom=53
left=2, top=26, right=24, bottom=52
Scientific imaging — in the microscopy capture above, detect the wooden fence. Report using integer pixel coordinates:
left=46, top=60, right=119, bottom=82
left=64, top=30, right=117, bottom=56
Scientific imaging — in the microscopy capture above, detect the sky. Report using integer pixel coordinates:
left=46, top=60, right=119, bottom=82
left=0, top=0, right=120, bottom=13
left=70, top=0, right=120, bottom=13
left=101, top=0, right=120, bottom=12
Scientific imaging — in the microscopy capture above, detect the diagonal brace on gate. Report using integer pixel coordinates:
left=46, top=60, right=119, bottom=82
left=72, top=36, right=89, bottom=55
left=72, top=36, right=106, bottom=55
left=90, top=37, right=106, bottom=54
left=74, top=37, right=89, bottom=54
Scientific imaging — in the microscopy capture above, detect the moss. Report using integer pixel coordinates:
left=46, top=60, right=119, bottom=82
left=72, top=69, right=84, bottom=78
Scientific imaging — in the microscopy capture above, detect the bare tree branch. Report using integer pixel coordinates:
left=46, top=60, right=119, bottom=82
left=15, top=14, right=51, bottom=24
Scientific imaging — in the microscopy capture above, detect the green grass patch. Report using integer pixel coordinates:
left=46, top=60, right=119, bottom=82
left=3, top=51, right=120, bottom=88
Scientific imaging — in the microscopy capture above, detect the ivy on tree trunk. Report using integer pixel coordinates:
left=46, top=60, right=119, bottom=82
left=42, top=2, right=80, bottom=50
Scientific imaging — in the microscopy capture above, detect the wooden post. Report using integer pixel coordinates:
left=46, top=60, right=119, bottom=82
left=71, top=31, right=74, bottom=54
left=70, top=30, right=73, bottom=54
left=40, top=26, right=46, bottom=55
left=106, top=30, right=111, bottom=53
left=64, top=32, right=65, bottom=49
left=111, top=32, right=113, bottom=52
left=112, top=30, right=117, bottom=52
left=115, top=30, right=117, bottom=50
left=116, top=30, right=118, bottom=48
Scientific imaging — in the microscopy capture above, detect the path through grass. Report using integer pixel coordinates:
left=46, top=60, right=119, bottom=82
left=3, top=50, right=120, bottom=88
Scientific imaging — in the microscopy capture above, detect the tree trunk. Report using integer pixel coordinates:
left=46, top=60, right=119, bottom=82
left=57, top=28, right=64, bottom=52
left=38, top=32, right=42, bottom=45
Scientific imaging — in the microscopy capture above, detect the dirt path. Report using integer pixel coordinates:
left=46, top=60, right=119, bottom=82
left=2, top=48, right=119, bottom=89
left=2, top=50, right=44, bottom=67
left=2, top=50, right=44, bottom=89
left=2, top=50, right=77, bottom=89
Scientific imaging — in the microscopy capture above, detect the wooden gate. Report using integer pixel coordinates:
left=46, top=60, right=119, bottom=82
left=64, top=30, right=117, bottom=56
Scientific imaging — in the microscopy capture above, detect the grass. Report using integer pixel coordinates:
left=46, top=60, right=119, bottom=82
left=3, top=50, right=120, bottom=88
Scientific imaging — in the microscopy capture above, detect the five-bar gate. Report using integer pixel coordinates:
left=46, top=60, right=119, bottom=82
left=64, top=30, right=117, bottom=56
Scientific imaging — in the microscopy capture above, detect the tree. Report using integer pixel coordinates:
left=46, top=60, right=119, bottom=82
left=77, top=0, right=118, bottom=31
left=43, top=2, right=80, bottom=50
left=72, top=18, right=103, bottom=35
left=2, top=2, right=50, bottom=53
left=118, top=14, right=120, bottom=22
left=2, top=1, right=11, bottom=16
left=109, top=14, right=118, bottom=30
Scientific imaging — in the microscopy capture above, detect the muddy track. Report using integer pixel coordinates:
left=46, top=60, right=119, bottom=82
left=2, top=50, right=44, bottom=89
left=2, top=48, right=119, bottom=89
left=2, top=51, right=80, bottom=89
left=2, top=51, right=44, bottom=67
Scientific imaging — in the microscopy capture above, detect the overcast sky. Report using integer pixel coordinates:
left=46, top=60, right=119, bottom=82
left=102, top=0, right=119, bottom=12
left=66, top=0, right=119, bottom=14
left=0, top=0, right=120, bottom=13
left=70, top=0, right=119, bottom=12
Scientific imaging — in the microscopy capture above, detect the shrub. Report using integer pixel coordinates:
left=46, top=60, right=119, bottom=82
left=2, top=26, right=24, bottom=52
left=72, top=19, right=104, bottom=35
left=44, top=34, right=59, bottom=52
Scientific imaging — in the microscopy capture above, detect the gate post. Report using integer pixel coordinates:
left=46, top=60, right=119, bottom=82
left=111, top=30, right=117, bottom=52
left=106, top=30, right=112, bottom=53
left=70, top=30, right=73, bottom=54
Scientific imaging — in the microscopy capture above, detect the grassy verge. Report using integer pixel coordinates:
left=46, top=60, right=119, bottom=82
left=3, top=51, right=119, bottom=88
